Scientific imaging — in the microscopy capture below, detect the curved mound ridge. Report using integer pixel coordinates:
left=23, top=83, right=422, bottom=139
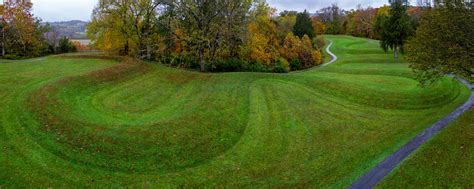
left=0, top=36, right=470, bottom=188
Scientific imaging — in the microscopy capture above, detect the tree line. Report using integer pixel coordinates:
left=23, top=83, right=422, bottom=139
left=87, top=0, right=324, bottom=73
left=1, top=0, right=470, bottom=82
left=0, top=1, right=77, bottom=59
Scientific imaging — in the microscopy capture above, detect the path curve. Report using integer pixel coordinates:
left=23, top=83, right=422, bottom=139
left=322, top=40, right=337, bottom=67
left=288, top=39, right=336, bottom=73
left=349, top=77, right=474, bottom=188
left=323, top=37, right=474, bottom=189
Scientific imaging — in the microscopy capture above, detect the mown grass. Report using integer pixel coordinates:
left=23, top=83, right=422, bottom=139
left=378, top=109, right=473, bottom=188
left=0, top=35, right=470, bottom=188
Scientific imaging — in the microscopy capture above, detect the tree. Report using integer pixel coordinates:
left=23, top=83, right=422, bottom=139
left=88, top=0, right=160, bottom=58
left=407, top=6, right=424, bottom=27
left=377, top=0, right=414, bottom=59
left=57, top=37, right=77, bottom=53
left=293, top=10, right=315, bottom=39
left=373, top=5, right=390, bottom=40
left=316, top=4, right=345, bottom=34
left=1, top=0, right=50, bottom=57
left=311, top=17, right=327, bottom=35
left=160, top=0, right=253, bottom=71
left=275, top=12, right=296, bottom=40
left=85, top=0, right=325, bottom=73
left=280, top=33, right=322, bottom=70
left=407, top=0, right=473, bottom=84
left=280, top=32, right=301, bottom=62
left=279, top=10, right=298, bottom=17
left=0, top=3, right=5, bottom=57
left=243, top=1, right=279, bottom=65
left=348, top=6, right=377, bottom=38
left=220, top=0, right=253, bottom=58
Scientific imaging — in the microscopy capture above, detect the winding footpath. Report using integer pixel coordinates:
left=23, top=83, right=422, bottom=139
left=322, top=40, right=337, bottom=67
left=315, top=40, right=474, bottom=189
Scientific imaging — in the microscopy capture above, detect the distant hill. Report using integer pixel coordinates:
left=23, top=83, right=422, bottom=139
left=46, top=20, right=89, bottom=39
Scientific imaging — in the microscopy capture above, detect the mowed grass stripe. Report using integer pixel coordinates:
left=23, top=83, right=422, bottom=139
left=0, top=35, right=470, bottom=187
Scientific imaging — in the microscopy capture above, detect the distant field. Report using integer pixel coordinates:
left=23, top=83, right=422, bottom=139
left=0, top=36, right=470, bottom=187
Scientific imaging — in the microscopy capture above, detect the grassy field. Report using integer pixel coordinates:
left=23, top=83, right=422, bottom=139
left=378, top=109, right=473, bottom=188
left=0, top=35, right=470, bottom=188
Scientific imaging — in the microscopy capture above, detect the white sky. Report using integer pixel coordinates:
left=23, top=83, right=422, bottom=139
left=24, top=0, right=411, bottom=22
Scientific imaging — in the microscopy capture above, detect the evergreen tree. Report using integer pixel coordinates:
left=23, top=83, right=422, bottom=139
left=293, top=10, right=315, bottom=39
left=378, top=0, right=414, bottom=59
left=57, top=37, right=76, bottom=54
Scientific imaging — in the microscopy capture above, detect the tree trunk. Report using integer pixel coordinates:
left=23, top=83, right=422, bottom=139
left=199, top=48, right=205, bottom=72
left=1, top=28, right=4, bottom=57
left=124, top=40, right=129, bottom=56
left=146, top=45, right=151, bottom=60
left=394, top=46, right=399, bottom=59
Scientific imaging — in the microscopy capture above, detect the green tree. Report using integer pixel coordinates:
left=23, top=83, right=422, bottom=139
left=57, top=37, right=77, bottom=54
left=377, top=0, right=414, bottom=59
left=275, top=12, right=296, bottom=40
left=293, top=10, right=315, bottom=39
left=407, top=0, right=473, bottom=84
left=88, top=0, right=160, bottom=58
left=214, top=0, right=253, bottom=58
left=373, top=5, right=390, bottom=40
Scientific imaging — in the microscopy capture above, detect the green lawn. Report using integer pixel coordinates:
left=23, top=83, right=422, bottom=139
left=378, top=109, right=473, bottom=188
left=0, top=35, right=470, bottom=188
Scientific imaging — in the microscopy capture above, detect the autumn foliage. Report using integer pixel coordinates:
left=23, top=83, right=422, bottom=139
left=88, top=0, right=323, bottom=73
left=280, top=33, right=322, bottom=70
left=71, top=41, right=90, bottom=52
left=0, top=0, right=50, bottom=58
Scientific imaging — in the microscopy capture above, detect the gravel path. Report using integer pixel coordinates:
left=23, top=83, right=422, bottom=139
left=289, top=40, right=336, bottom=73
left=322, top=40, right=337, bottom=67
left=349, top=76, right=474, bottom=189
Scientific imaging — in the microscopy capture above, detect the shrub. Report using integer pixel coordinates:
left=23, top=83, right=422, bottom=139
left=212, top=58, right=243, bottom=72
left=313, top=50, right=323, bottom=65
left=243, top=60, right=272, bottom=73
left=274, top=58, right=290, bottom=73
left=158, top=54, right=199, bottom=70
left=289, top=59, right=303, bottom=71
left=314, top=36, right=326, bottom=49
left=3, top=54, right=23, bottom=60
left=57, top=37, right=77, bottom=54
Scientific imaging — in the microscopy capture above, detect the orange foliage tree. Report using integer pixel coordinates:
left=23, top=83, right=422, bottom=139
left=1, top=0, right=48, bottom=57
left=71, top=41, right=89, bottom=51
left=280, top=33, right=322, bottom=70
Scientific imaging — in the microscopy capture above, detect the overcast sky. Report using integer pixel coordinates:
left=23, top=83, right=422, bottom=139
left=26, top=0, right=400, bottom=22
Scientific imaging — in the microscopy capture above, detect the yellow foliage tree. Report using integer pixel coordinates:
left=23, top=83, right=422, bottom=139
left=281, top=34, right=323, bottom=70
left=280, top=33, right=301, bottom=61
left=312, top=17, right=327, bottom=35
left=242, top=2, right=279, bottom=65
